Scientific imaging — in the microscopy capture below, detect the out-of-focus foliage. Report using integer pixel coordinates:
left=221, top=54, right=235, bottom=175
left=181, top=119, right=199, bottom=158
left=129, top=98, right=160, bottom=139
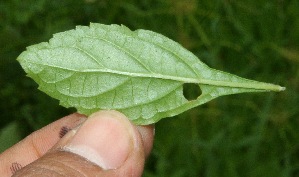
left=0, top=0, right=298, bottom=176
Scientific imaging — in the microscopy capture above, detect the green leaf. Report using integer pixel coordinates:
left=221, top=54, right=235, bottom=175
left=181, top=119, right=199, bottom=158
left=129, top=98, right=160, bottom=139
left=17, top=23, right=285, bottom=125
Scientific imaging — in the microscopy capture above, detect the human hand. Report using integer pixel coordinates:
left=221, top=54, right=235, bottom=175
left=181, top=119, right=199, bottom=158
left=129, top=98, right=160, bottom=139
left=0, top=111, right=154, bottom=177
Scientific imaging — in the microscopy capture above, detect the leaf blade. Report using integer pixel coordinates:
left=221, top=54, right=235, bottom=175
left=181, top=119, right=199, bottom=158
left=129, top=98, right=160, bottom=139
left=17, top=23, right=284, bottom=125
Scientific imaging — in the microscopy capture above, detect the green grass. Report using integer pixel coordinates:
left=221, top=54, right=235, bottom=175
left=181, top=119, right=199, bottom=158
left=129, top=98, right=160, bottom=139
left=1, top=0, right=298, bottom=176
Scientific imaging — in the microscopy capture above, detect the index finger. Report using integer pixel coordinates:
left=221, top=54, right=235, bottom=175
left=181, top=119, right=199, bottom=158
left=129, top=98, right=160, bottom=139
left=0, top=113, right=87, bottom=176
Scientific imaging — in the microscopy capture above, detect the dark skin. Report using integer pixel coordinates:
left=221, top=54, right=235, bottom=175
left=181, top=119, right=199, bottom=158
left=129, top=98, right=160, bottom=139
left=0, top=111, right=154, bottom=177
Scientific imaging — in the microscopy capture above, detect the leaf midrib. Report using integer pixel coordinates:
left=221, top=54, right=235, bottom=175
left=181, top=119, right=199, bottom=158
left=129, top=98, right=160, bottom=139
left=26, top=59, right=284, bottom=92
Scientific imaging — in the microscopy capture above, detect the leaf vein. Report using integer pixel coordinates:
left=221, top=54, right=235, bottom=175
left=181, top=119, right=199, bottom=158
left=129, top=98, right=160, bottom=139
left=73, top=45, right=105, bottom=68
left=135, top=32, right=200, bottom=77
left=84, top=35, right=154, bottom=73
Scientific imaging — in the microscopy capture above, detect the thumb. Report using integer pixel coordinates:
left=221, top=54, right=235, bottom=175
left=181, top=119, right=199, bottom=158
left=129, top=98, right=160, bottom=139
left=13, top=111, right=154, bottom=177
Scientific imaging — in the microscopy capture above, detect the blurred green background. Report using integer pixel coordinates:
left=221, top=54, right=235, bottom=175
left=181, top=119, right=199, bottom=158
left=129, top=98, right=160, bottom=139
left=0, top=0, right=298, bottom=176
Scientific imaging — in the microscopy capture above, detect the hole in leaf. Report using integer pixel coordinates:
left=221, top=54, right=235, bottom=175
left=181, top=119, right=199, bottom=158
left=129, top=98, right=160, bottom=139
left=183, top=83, right=202, bottom=101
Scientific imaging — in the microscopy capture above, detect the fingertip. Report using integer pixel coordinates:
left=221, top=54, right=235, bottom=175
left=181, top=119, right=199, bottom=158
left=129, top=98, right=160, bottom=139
left=62, top=110, right=136, bottom=170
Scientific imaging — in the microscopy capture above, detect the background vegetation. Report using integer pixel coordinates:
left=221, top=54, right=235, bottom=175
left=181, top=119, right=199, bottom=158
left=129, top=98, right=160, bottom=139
left=1, top=0, right=298, bottom=176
